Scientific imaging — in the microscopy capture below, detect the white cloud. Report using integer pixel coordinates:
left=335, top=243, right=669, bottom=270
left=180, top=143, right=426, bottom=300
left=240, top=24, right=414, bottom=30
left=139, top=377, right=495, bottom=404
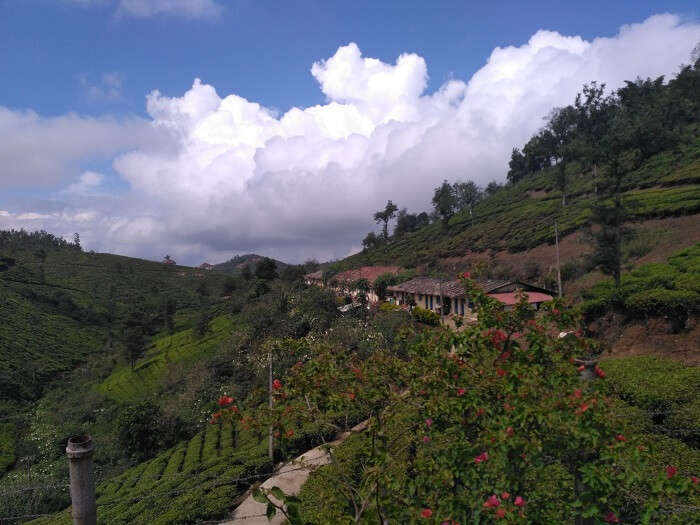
left=79, top=72, right=125, bottom=101
left=2, top=14, right=699, bottom=264
left=0, top=108, right=158, bottom=188
left=60, top=171, right=106, bottom=195
left=115, top=0, right=222, bottom=19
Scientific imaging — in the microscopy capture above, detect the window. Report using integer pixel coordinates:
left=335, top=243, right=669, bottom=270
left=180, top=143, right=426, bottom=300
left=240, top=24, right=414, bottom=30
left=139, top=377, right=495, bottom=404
left=429, top=295, right=433, bottom=309
left=425, top=296, right=428, bottom=308
left=460, top=299, right=465, bottom=315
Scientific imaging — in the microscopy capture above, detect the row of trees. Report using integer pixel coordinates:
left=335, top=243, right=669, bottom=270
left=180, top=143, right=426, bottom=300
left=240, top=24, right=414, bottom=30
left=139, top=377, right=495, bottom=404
left=507, top=53, right=700, bottom=205
left=362, top=179, right=505, bottom=249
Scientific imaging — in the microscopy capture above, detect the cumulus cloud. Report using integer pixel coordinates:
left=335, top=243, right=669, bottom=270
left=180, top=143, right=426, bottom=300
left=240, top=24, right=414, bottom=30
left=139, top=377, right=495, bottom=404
left=2, top=14, right=699, bottom=264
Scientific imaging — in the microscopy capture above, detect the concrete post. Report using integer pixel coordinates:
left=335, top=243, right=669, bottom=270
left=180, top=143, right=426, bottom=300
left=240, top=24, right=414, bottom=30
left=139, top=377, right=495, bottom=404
left=574, top=359, right=598, bottom=382
left=66, top=435, right=96, bottom=525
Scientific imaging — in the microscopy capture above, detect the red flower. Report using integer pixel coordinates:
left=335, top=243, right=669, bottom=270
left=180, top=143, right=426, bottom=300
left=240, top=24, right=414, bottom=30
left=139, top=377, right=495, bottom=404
left=504, top=402, right=514, bottom=411
left=217, top=395, right=234, bottom=407
left=483, top=494, right=500, bottom=508
left=691, top=476, right=698, bottom=484
left=495, top=508, right=506, bottom=519
left=577, top=364, right=585, bottom=372
left=425, top=418, right=433, bottom=427
left=462, top=272, right=471, bottom=279
left=499, top=351, right=511, bottom=361
left=615, top=434, right=626, bottom=442
left=514, top=496, right=525, bottom=507
left=348, top=392, right=356, bottom=400
left=476, top=408, right=485, bottom=416
left=423, top=435, right=430, bottom=444
left=573, top=389, right=582, bottom=399
left=421, top=508, right=432, bottom=518
left=209, top=411, right=222, bottom=424
left=576, top=403, right=589, bottom=414
left=595, top=366, right=606, bottom=379
left=501, top=491, right=510, bottom=500
left=666, top=466, right=677, bottom=479
left=474, top=452, right=489, bottom=464
left=457, top=388, right=465, bottom=396
left=604, top=511, right=619, bottom=523
left=496, top=368, right=506, bottom=377
left=285, top=429, right=294, bottom=438
left=553, top=308, right=560, bottom=315
left=272, top=379, right=282, bottom=390
left=506, top=427, right=514, bottom=437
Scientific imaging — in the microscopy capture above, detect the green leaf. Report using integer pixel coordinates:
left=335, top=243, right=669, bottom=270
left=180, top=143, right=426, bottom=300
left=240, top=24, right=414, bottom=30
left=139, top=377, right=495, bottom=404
left=270, top=486, right=286, bottom=501
left=266, top=502, right=277, bottom=520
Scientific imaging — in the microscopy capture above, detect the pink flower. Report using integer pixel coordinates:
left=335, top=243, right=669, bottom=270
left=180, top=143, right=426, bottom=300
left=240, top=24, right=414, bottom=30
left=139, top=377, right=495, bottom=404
left=595, top=366, right=606, bottom=379
left=501, top=491, right=510, bottom=500
left=577, top=365, right=585, bottom=372
left=474, top=452, right=489, bottom=464
left=573, top=389, right=582, bottom=399
left=423, top=436, right=430, bottom=444
left=217, top=395, right=234, bottom=407
left=483, top=494, right=500, bottom=508
left=615, top=434, right=626, bottom=442
left=495, top=508, right=506, bottom=519
left=425, top=418, right=433, bottom=427
left=462, top=272, right=471, bottom=279
left=691, top=476, right=698, bottom=484
left=272, top=379, right=282, bottom=390
left=457, top=388, right=465, bottom=396
left=666, top=466, right=677, bottom=479
left=496, top=368, right=506, bottom=377
left=604, top=511, right=619, bottom=523
left=421, top=508, right=432, bottom=518
left=514, top=496, right=525, bottom=507
left=506, top=427, right=514, bottom=437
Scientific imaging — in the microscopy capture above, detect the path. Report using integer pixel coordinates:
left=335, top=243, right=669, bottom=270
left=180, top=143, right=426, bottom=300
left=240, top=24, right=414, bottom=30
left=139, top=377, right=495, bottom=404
left=220, top=420, right=368, bottom=524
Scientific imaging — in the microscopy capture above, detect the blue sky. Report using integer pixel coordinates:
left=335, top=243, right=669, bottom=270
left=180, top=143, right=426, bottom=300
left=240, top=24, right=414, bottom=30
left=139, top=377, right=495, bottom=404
left=0, top=1, right=699, bottom=263
left=2, top=0, right=697, bottom=117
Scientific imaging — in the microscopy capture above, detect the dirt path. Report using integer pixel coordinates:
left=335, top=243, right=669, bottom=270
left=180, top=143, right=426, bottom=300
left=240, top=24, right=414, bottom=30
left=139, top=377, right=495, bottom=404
left=220, top=420, right=368, bottom=524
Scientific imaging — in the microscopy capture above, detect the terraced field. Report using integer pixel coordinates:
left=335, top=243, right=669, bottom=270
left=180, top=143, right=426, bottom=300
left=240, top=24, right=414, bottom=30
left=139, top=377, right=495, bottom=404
left=99, top=314, right=240, bottom=402
left=30, top=420, right=271, bottom=525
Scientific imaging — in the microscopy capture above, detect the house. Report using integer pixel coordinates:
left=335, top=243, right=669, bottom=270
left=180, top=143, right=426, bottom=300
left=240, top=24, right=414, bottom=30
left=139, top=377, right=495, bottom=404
left=199, top=262, right=214, bottom=270
left=387, top=278, right=554, bottom=318
left=162, top=256, right=176, bottom=265
left=331, top=266, right=402, bottom=303
left=304, top=266, right=403, bottom=303
left=303, top=270, right=324, bottom=287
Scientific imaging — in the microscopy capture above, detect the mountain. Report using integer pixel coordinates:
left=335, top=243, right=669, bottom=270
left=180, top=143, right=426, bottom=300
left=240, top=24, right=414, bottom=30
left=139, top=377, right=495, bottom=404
left=212, top=253, right=289, bottom=274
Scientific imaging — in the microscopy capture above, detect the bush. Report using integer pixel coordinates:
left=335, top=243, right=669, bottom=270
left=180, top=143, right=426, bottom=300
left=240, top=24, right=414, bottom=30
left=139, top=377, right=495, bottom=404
left=411, top=306, right=440, bottom=326
left=116, top=401, right=166, bottom=461
left=0, top=423, right=15, bottom=473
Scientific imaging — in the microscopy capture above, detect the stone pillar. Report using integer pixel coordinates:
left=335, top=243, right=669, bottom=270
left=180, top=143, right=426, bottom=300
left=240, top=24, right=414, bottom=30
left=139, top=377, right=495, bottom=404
left=66, top=435, right=96, bottom=525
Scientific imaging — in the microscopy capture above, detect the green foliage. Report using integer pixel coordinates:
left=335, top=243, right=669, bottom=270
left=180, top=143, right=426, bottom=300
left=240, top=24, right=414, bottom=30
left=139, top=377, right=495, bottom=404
left=411, top=306, right=440, bottom=326
left=0, top=423, right=15, bottom=473
left=583, top=243, right=700, bottom=323
left=116, top=401, right=165, bottom=461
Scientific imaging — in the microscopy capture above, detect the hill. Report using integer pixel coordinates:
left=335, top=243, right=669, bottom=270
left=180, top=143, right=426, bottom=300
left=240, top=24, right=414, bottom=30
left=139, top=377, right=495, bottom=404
left=213, top=253, right=289, bottom=275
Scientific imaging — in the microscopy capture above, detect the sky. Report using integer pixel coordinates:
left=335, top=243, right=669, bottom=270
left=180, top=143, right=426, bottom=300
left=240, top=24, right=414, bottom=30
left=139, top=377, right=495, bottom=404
left=0, top=1, right=699, bottom=265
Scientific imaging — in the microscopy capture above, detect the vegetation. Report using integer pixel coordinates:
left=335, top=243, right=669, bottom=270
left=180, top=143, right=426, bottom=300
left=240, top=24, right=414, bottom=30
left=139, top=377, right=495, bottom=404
left=583, top=243, right=700, bottom=328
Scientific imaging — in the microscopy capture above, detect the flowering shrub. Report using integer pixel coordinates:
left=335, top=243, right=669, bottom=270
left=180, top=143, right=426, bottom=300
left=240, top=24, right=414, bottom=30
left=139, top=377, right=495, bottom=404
left=215, top=277, right=698, bottom=523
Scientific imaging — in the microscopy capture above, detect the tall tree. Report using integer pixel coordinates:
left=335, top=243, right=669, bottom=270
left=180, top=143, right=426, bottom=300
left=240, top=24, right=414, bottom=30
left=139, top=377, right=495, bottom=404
left=123, top=309, right=145, bottom=369
left=255, top=257, right=278, bottom=280
left=453, top=181, right=483, bottom=226
left=374, top=200, right=398, bottom=240
left=432, top=180, right=457, bottom=227
left=546, top=105, right=578, bottom=207
left=362, top=232, right=380, bottom=251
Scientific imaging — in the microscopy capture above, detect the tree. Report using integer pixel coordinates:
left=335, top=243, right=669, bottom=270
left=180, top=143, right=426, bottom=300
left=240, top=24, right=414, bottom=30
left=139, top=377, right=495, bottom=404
left=574, top=82, right=612, bottom=194
left=73, top=232, right=81, bottom=250
left=163, top=297, right=177, bottom=334
left=484, top=180, right=503, bottom=197
left=362, top=232, right=380, bottom=251
left=546, top=105, right=579, bottom=207
left=506, top=148, right=528, bottom=184
left=123, top=309, right=145, bottom=369
left=374, top=200, right=398, bottom=240
left=116, top=401, right=164, bottom=461
left=453, top=181, right=483, bottom=226
left=372, top=273, right=398, bottom=301
left=255, top=257, right=278, bottom=280
left=431, top=180, right=457, bottom=226
left=240, top=265, right=253, bottom=281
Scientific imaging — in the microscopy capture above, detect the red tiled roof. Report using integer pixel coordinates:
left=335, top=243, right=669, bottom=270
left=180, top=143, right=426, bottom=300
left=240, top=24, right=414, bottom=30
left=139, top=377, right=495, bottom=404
left=304, top=270, right=324, bottom=280
left=387, top=278, right=465, bottom=298
left=488, top=292, right=553, bottom=305
left=333, top=266, right=402, bottom=284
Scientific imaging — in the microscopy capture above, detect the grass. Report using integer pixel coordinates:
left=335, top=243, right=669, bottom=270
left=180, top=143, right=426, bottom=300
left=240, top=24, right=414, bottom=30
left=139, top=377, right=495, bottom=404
left=99, top=314, right=239, bottom=402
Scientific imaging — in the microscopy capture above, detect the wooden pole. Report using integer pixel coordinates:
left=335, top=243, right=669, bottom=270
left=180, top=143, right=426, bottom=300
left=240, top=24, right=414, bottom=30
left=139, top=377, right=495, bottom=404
left=555, top=219, right=563, bottom=298
left=66, top=435, right=96, bottom=525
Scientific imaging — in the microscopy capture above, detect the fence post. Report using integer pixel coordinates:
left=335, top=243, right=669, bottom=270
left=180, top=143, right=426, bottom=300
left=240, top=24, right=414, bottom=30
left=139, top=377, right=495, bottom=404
left=66, top=434, right=96, bottom=525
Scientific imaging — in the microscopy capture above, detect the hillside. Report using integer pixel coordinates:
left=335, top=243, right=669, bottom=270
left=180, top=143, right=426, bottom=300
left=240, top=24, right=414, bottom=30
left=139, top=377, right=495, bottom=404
left=0, top=231, right=231, bottom=406
left=338, top=128, right=700, bottom=274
